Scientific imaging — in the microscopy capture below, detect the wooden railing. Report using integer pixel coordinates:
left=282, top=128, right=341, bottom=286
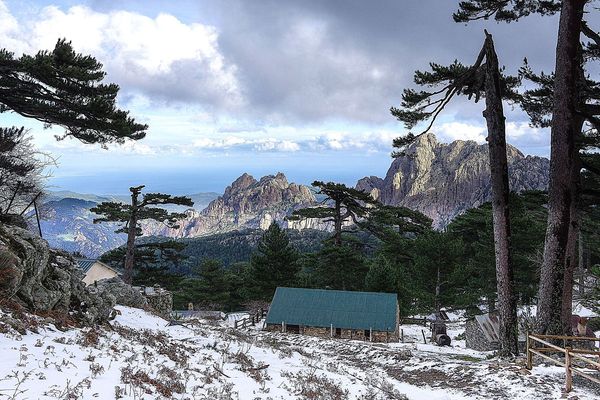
left=400, top=317, right=427, bottom=326
left=526, top=332, right=600, bottom=392
left=234, top=308, right=268, bottom=330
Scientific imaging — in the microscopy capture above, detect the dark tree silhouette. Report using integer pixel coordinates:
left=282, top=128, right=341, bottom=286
left=0, top=39, right=147, bottom=145
left=287, top=181, right=377, bottom=246
left=91, top=186, right=193, bottom=283
left=391, top=31, right=520, bottom=355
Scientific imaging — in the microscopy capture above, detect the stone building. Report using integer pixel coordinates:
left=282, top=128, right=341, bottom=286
left=265, top=287, right=399, bottom=342
left=76, top=259, right=119, bottom=286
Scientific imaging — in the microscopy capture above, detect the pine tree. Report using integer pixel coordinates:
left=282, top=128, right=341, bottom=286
left=313, top=237, right=369, bottom=292
left=455, top=0, right=594, bottom=338
left=250, top=222, right=299, bottom=300
left=364, top=256, right=398, bottom=294
left=0, top=39, right=147, bottom=145
left=362, top=205, right=432, bottom=241
left=288, top=181, right=377, bottom=246
left=411, top=232, right=463, bottom=314
left=91, top=185, right=193, bottom=283
left=391, top=31, right=520, bottom=354
left=194, top=259, right=230, bottom=307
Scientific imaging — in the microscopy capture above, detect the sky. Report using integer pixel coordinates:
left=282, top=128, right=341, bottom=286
left=0, top=0, right=566, bottom=194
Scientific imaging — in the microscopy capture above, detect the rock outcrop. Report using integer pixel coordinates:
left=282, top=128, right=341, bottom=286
left=144, top=172, right=317, bottom=237
left=0, top=222, right=115, bottom=325
left=356, top=133, right=550, bottom=228
left=95, top=277, right=148, bottom=309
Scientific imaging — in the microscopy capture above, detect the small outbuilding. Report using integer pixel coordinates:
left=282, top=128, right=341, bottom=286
left=76, top=259, right=119, bottom=286
left=465, top=312, right=527, bottom=351
left=265, top=287, right=399, bottom=342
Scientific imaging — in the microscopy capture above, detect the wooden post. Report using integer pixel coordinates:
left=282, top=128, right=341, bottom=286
left=421, top=329, right=427, bottom=344
left=386, top=331, right=389, bottom=343
left=33, top=199, right=42, bottom=237
left=281, top=321, right=284, bottom=333
left=330, top=324, right=333, bottom=338
left=565, top=347, right=572, bottom=392
left=369, top=327, right=373, bottom=342
left=401, top=329, right=404, bottom=343
left=526, top=331, right=532, bottom=370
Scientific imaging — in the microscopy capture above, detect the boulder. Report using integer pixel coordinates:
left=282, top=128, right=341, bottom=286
left=0, top=224, right=115, bottom=325
left=95, top=277, right=148, bottom=309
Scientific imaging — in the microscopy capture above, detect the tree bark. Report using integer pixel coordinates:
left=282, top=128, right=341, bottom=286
left=561, top=149, right=582, bottom=332
left=577, top=230, right=585, bottom=297
left=435, top=265, right=441, bottom=313
left=536, top=0, right=585, bottom=335
left=123, top=186, right=142, bottom=284
left=482, top=31, right=518, bottom=355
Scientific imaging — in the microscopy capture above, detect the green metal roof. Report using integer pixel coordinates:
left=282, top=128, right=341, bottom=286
left=265, top=287, right=398, bottom=332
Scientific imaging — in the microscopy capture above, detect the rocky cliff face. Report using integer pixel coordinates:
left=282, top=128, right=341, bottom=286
left=143, top=172, right=317, bottom=237
left=0, top=219, right=115, bottom=327
left=356, top=133, right=550, bottom=228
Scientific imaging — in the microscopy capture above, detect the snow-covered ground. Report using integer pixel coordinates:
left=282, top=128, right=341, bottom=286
left=0, top=306, right=598, bottom=399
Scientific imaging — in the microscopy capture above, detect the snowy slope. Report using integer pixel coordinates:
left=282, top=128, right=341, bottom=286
left=0, top=306, right=597, bottom=399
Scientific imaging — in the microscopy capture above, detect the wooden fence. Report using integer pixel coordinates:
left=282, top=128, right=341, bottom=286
left=400, top=317, right=427, bottom=326
left=234, top=308, right=268, bottom=330
left=526, top=332, right=600, bottom=392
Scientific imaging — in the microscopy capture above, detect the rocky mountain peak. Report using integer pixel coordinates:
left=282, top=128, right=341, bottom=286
left=145, top=172, right=316, bottom=237
left=357, top=133, right=549, bottom=228
left=225, top=173, right=258, bottom=197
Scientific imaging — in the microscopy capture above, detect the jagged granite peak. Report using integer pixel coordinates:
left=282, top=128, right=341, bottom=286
left=144, top=172, right=317, bottom=237
left=356, top=133, right=549, bottom=228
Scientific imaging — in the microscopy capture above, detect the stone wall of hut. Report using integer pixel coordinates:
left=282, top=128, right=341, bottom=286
left=265, top=324, right=398, bottom=342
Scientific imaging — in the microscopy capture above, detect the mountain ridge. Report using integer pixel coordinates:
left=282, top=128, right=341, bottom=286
left=356, top=133, right=549, bottom=227
left=33, top=134, right=550, bottom=255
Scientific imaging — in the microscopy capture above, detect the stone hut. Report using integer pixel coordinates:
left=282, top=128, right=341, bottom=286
left=265, top=287, right=399, bottom=342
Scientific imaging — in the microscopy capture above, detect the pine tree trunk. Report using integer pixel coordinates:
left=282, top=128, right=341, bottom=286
left=435, top=265, right=441, bottom=313
left=536, top=0, right=585, bottom=335
left=561, top=151, right=581, bottom=332
left=123, top=187, right=141, bottom=284
left=578, top=230, right=585, bottom=297
left=482, top=32, right=518, bottom=355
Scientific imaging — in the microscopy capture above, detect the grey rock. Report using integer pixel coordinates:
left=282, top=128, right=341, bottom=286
left=95, top=277, right=148, bottom=309
left=0, top=224, right=115, bottom=325
left=357, top=133, right=549, bottom=228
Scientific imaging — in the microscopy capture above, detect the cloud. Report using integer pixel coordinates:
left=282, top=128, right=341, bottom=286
left=435, top=122, right=487, bottom=143
left=188, top=130, right=397, bottom=154
left=1, top=2, right=242, bottom=110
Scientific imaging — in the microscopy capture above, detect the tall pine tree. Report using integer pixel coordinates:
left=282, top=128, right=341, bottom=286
left=92, top=185, right=193, bottom=283
left=250, top=222, right=300, bottom=299
left=288, top=181, right=377, bottom=246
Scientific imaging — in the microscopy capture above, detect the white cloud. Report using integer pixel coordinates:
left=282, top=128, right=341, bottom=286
left=434, top=122, right=487, bottom=143
left=0, top=1, right=242, bottom=109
